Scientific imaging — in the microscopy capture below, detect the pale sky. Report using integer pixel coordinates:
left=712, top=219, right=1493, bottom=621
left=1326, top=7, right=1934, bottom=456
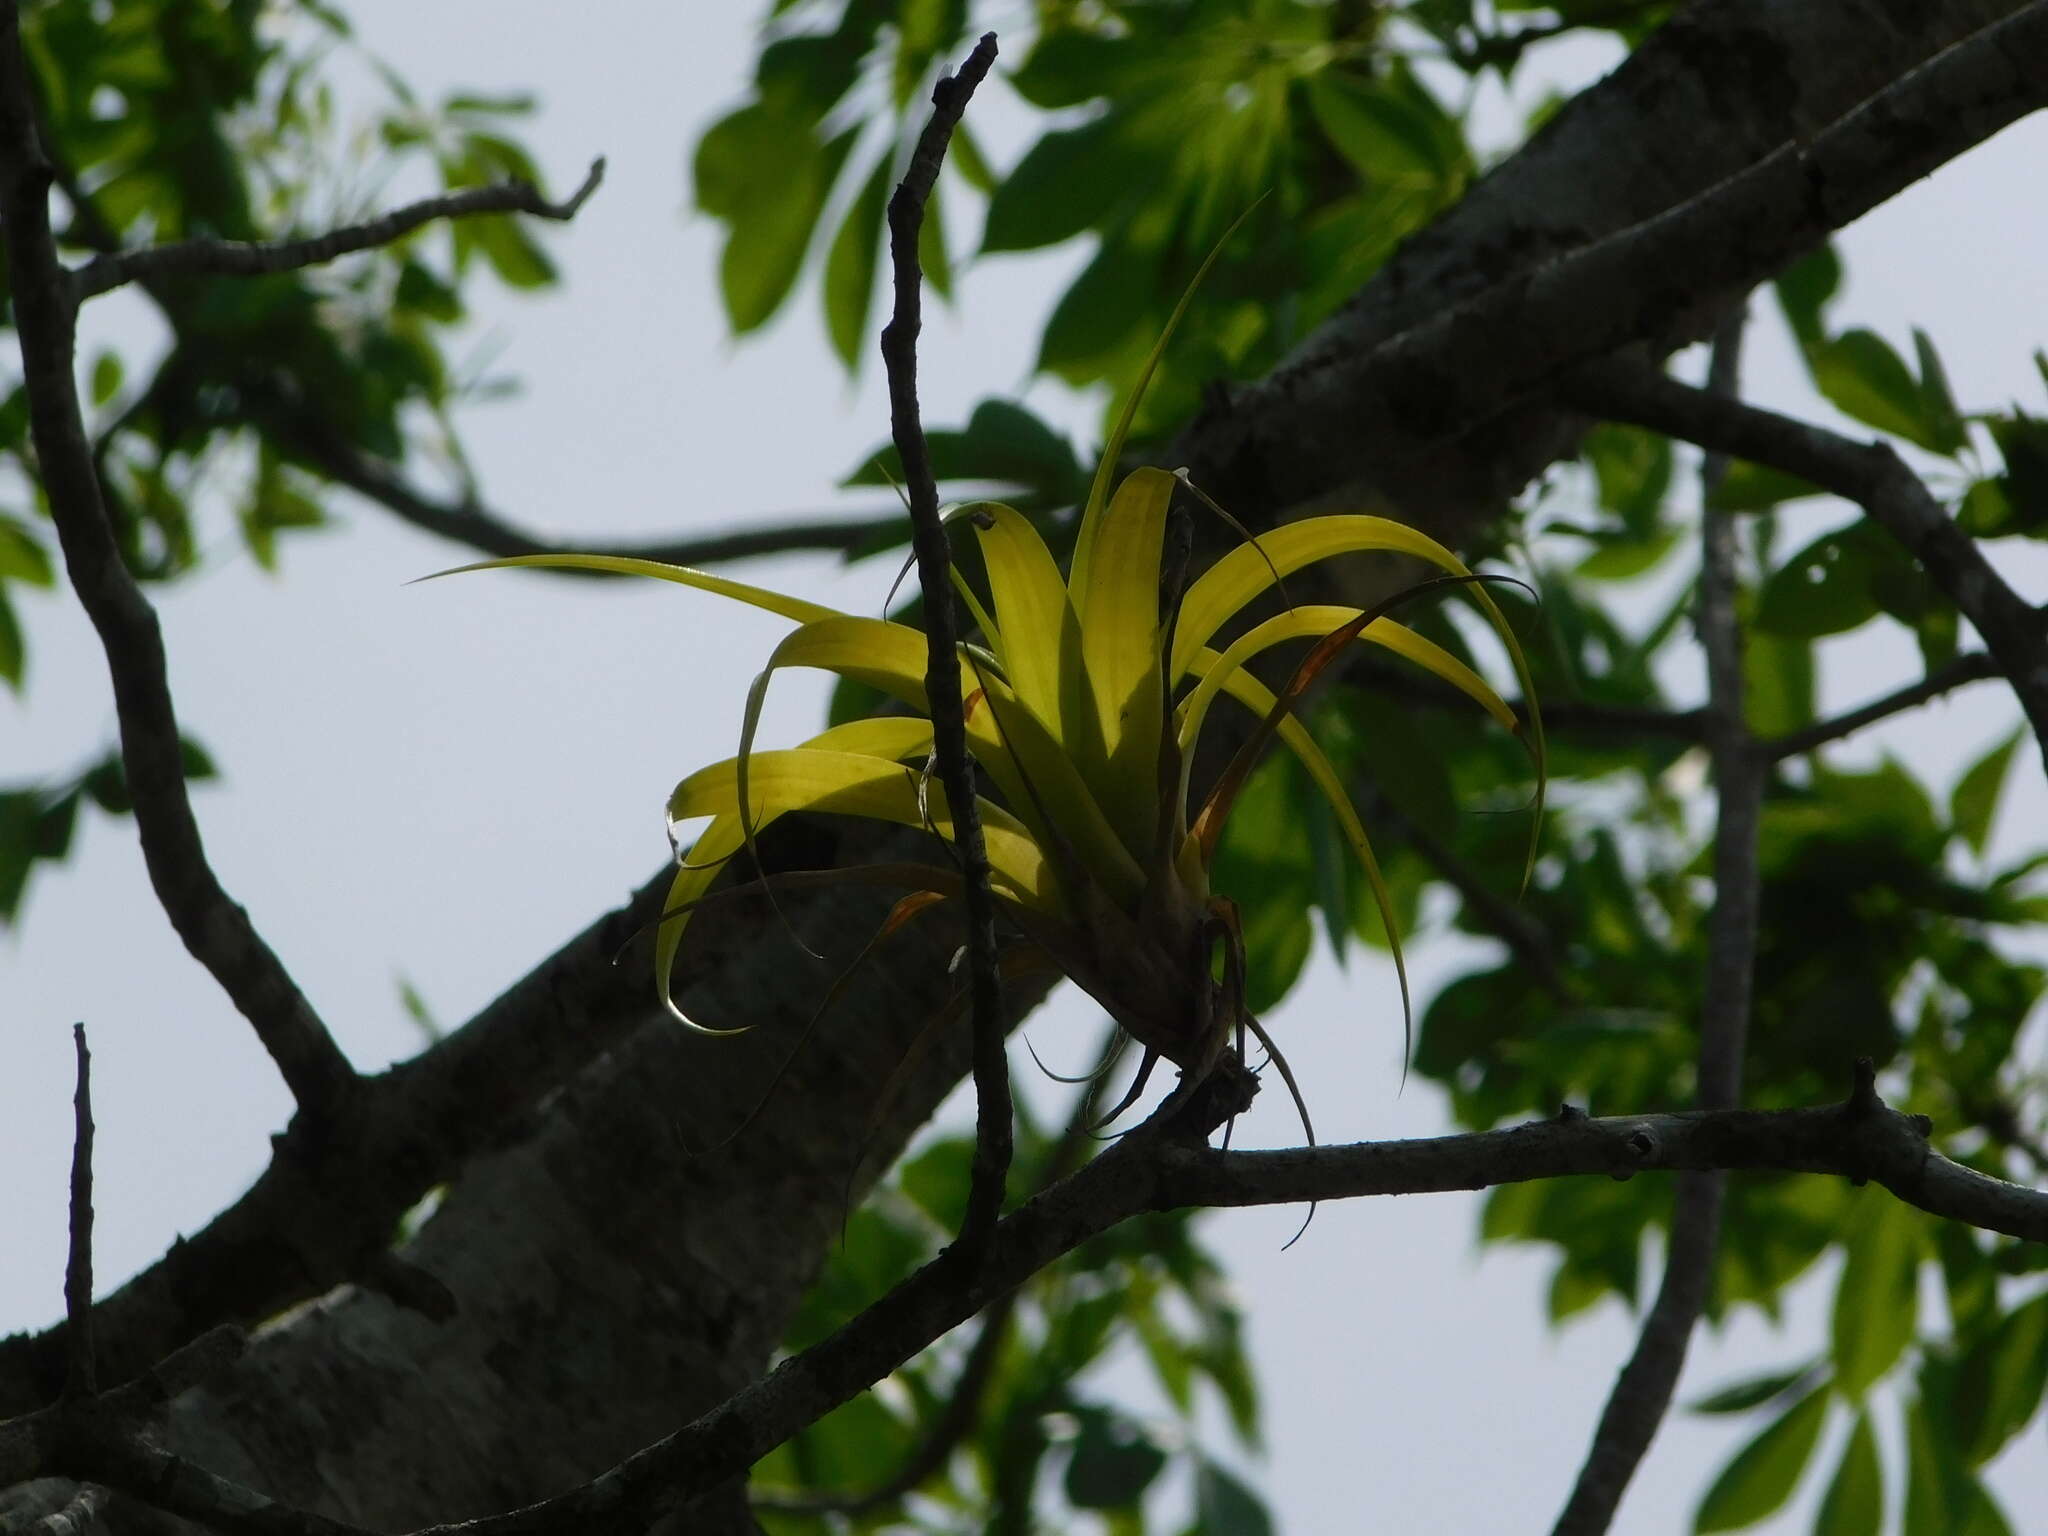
left=6, top=6, right=2045, bottom=1532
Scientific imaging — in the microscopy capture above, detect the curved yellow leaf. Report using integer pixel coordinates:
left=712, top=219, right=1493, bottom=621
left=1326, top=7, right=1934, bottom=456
left=970, top=502, right=1087, bottom=753
left=669, top=748, right=1062, bottom=914
left=1072, top=467, right=1176, bottom=851
left=1175, top=608, right=1517, bottom=763
left=657, top=716, right=934, bottom=1034
left=422, top=553, right=841, bottom=626
left=1204, top=664, right=1415, bottom=1064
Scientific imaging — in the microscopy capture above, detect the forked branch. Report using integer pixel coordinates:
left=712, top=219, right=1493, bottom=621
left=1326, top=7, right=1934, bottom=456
left=1565, top=359, right=2048, bottom=759
left=74, top=159, right=604, bottom=299
left=0, top=0, right=356, bottom=1119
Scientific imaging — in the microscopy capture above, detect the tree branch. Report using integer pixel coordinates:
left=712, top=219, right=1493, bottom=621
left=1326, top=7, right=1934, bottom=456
left=0, top=2, right=357, bottom=1120
left=0, top=866, right=670, bottom=1417
left=1766, top=650, right=2002, bottom=760
left=1564, top=360, right=2048, bottom=759
left=1554, top=312, right=1761, bottom=1536
left=880, top=32, right=1010, bottom=1256
left=73, top=160, right=605, bottom=299
left=23, top=1064, right=2039, bottom=1536
left=1182, top=0, right=2048, bottom=521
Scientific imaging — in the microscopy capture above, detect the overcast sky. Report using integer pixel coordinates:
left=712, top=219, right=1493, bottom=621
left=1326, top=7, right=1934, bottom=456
left=6, top=6, right=2046, bottom=1532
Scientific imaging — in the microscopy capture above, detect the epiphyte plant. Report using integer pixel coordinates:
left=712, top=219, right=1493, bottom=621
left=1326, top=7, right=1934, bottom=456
left=436, top=317, right=1544, bottom=1135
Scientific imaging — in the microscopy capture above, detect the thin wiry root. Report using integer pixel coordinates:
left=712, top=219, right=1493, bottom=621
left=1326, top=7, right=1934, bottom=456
left=1087, top=1046, right=1162, bottom=1136
left=1024, top=1028, right=1128, bottom=1086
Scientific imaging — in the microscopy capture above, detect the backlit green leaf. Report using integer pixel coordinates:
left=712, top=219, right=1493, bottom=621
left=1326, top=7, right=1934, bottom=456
left=1830, top=1195, right=1921, bottom=1398
left=1815, top=1411, right=1883, bottom=1536
left=1951, top=727, right=2022, bottom=857
left=1693, top=1382, right=1828, bottom=1531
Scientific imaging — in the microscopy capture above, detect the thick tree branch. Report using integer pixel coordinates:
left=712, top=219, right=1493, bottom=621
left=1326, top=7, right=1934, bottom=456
left=72, top=160, right=604, bottom=299
left=1555, top=313, right=1760, bottom=1536
left=0, top=866, right=670, bottom=1417
left=0, top=3, right=357, bottom=1120
left=1565, top=360, right=2048, bottom=757
left=1182, top=0, right=2048, bottom=524
left=881, top=32, right=1010, bottom=1255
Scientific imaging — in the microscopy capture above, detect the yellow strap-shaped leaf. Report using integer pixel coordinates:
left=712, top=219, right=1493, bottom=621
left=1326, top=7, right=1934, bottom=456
left=658, top=716, right=934, bottom=1034
left=669, top=748, right=1061, bottom=913
left=1175, top=608, right=1517, bottom=764
left=1072, top=467, right=1175, bottom=852
left=1071, top=202, right=1258, bottom=588
left=422, top=553, right=842, bottom=625
left=1171, top=515, right=1546, bottom=884
left=1170, top=515, right=1481, bottom=677
left=1203, top=665, right=1415, bottom=1064
left=970, top=502, right=1088, bottom=756
left=726, top=614, right=1050, bottom=860
left=968, top=661, right=1147, bottom=907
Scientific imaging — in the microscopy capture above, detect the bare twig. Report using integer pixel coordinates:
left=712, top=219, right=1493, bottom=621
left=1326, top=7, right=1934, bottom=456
left=0, top=3, right=356, bottom=1119
left=74, top=159, right=604, bottom=299
left=880, top=32, right=1010, bottom=1257
left=0, top=865, right=670, bottom=1418
left=62, top=1025, right=95, bottom=1401
left=1565, top=360, right=2048, bottom=760
left=1555, top=312, right=1762, bottom=1536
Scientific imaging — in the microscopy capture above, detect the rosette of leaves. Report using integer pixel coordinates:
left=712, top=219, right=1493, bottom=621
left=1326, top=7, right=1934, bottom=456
left=440, top=359, right=1542, bottom=1114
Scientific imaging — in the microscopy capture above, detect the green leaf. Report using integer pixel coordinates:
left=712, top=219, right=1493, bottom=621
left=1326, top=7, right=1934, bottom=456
left=1687, top=1367, right=1816, bottom=1416
left=0, top=587, right=21, bottom=691
left=1775, top=243, right=1840, bottom=349
left=1193, top=1460, right=1273, bottom=1536
left=1064, top=1410, right=1167, bottom=1510
left=823, top=152, right=891, bottom=370
left=693, top=103, right=855, bottom=332
left=1986, top=411, right=2048, bottom=534
left=919, top=175, right=952, bottom=301
left=1711, top=459, right=1826, bottom=513
left=1815, top=1410, right=1883, bottom=1536
left=1582, top=423, right=1673, bottom=532
left=1950, top=727, right=2022, bottom=857
left=1830, top=1195, right=1921, bottom=1398
left=981, top=117, right=1137, bottom=253
left=898, top=1134, right=972, bottom=1232
left=1809, top=329, right=1951, bottom=452
left=1743, top=629, right=1813, bottom=737
left=1755, top=525, right=1880, bottom=638
left=1693, top=1382, right=1829, bottom=1531
left=0, top=517, right=53, bottom=586
left=1912, top=327, right=1968, bottom=456
left=1951, top=1290, right=2048, bottom=1464
left=89, top=349, right=123, bottom=406
left=1906, top=1393, right=2015, bottom=1536
left=1307, top=69, right=1469, bottom=189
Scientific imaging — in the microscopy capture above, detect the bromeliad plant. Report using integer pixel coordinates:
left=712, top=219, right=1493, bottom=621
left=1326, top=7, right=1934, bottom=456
left=439, top=344, right=1543, bottom=1132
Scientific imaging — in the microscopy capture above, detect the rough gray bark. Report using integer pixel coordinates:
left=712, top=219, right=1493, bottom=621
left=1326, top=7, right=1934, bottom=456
left=8, top=1, right=2046, bottom=1529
